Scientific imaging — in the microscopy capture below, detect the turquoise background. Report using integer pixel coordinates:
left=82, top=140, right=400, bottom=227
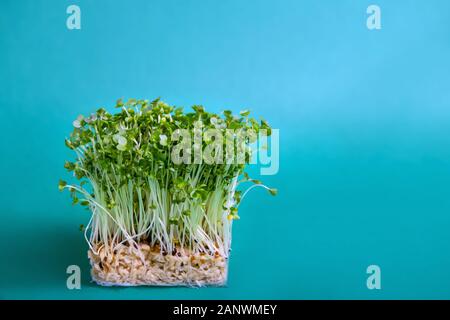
left=1, top=0, right=450, bottom=299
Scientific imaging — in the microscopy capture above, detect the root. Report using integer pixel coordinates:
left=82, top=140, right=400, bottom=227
left=88, top=242, right=228, bottom=287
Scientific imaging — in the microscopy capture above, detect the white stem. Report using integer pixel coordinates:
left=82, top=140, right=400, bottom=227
left=239, top=183, right=271, bottom=206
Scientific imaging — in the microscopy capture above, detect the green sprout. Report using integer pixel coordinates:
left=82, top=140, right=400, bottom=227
left=60, top=98, right=275, bottom=257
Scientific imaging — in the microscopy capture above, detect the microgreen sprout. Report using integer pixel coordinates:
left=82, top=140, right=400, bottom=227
left=60, top=98, right=276, bottom=259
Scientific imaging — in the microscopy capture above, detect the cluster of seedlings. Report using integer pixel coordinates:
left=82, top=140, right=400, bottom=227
left=60, top=98, right=275, bottom=286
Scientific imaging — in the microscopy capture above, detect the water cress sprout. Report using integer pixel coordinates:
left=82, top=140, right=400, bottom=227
left=60, top=98, right=276, bottom=258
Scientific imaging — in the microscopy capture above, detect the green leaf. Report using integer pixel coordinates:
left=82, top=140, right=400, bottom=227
left=116, top=98, right=124, bottom=108
left=127, top=98, right=137, bottom=106
left=239, top=110, right=250, bottom=117
left=234, top=190, right=242, bottom=204
left=192, top=105, right=204, bottom=113
left=64, top=139, right=74, bottom=150
left=64, top=161, right=75, bottom=171
left=222, top=110, right=232, bottom=120
left=182, top=210, right=191, bottom=217
left=74, top=168, right=85, bottom=179
left=58, top=179, right=67, bottom=191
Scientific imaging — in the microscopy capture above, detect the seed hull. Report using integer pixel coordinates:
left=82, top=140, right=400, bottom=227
left=88, top=242, right=228, bottom=287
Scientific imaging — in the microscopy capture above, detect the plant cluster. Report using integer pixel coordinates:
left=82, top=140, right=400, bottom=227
left=60, top=98, right=276, bottom=256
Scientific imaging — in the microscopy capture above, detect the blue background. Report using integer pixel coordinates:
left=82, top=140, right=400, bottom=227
left=1, top=0, right=450, bottom=299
